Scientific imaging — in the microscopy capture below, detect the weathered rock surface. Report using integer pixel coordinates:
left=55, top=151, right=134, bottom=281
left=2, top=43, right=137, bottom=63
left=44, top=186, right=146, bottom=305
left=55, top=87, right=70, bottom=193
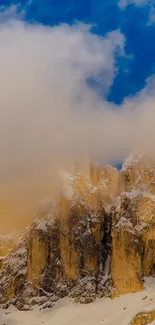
left=130, top=309, right=155, bottom=325
left=0, top=234, right=18, bottom=258
left=1, top=155, right=155, bottom=309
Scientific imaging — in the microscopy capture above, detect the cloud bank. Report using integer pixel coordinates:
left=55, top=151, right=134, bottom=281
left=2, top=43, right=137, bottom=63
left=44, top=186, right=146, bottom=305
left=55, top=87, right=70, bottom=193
left=0, top=16, right=155, bottom=231
left=0, top=21, right=125, bottom=175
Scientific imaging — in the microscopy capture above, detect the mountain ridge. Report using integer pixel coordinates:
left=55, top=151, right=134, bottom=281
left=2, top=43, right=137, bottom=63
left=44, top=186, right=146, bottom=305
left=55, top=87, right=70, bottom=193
left=0, top=153, right=155, bottom=310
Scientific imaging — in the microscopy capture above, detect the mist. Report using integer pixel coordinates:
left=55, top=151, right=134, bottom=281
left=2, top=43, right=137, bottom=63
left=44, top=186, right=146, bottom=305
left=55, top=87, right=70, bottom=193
left=0, top=17, right=155, bottom=233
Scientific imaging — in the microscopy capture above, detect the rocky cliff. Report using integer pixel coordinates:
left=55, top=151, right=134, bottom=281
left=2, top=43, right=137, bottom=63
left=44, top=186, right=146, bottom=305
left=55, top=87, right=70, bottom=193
left=0, top=154, right=155, bottom=310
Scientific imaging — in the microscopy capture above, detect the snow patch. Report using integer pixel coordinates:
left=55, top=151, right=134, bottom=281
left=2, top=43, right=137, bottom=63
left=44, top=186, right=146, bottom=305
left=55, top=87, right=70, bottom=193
left=35, top=220, right=48, bottom=232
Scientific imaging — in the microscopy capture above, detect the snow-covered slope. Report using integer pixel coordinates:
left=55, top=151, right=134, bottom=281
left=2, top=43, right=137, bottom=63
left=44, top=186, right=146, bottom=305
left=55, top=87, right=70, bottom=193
left=0, top=278, right=155, bottom=325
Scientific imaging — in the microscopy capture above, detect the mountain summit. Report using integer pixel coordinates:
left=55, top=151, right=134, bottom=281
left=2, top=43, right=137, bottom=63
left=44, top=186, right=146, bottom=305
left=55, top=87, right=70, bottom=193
left=0, top=154, right=155, bottom=310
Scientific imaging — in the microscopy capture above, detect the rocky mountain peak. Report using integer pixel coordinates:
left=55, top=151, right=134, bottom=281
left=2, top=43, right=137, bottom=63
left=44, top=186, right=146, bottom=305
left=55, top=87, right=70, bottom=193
left=0, top=154, right=155, bottom=310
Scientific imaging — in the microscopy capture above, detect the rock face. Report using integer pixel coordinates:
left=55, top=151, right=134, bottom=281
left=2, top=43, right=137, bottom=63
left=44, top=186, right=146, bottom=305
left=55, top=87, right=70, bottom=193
left=1, top=155, right=155, bottom=309
left=111, top=194, right=143, bottom=296
left=111, top=226, right=143, bottom=296
left=0, top=234, right=18, bottom=258
left=130, top=309, right=155, bottom=325
left=0, top=202, right=111, bottom=309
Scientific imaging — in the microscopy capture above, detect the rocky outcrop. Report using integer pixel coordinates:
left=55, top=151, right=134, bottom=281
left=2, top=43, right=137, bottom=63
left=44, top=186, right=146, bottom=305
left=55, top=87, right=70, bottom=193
left=111, top=190, right=155, bottom=295
left=130, top=309, right=155, bottom=325
left=0, top=234, right=18, bottom=258
left=0, top=237, right=27, bottom=307
left=141, top=227, right=155, bottom=277
left=1, top=155, right=155, bottom=309
left=120, top=153, right=155, bottom=194
left=111, top=227, right=143, bottom=296
left=111, top=193, right=143, bottom=295
left=110, top=154, right=155, bottom=295
left=0, top=194, right=112, bottom=309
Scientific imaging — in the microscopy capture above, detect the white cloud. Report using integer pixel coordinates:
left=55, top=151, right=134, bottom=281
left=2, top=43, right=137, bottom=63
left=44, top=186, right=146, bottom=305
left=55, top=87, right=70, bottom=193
left=118, top=0, right=155, bottom=25
left=0, top=17, right=125, bottom=228
left=0, top=20, right=124, bottom=176
left=0, top=11, right=155, bottom=229
left=0, top=5, right=24, bottom=22
left=148, top=5, right=155, bottom=24
left=0, top=15, right=154, bottom=179
left=118, top=0, right=147, bottom=9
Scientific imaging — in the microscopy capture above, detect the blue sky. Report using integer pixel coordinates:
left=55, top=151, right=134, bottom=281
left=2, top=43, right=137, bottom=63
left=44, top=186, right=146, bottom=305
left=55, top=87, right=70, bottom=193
left=0, top=0, right=155, bottom=104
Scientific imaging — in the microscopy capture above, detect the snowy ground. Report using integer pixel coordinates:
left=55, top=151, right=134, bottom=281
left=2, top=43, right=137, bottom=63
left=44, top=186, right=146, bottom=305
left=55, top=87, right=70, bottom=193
left=0, top=278, right=155, bottom=325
